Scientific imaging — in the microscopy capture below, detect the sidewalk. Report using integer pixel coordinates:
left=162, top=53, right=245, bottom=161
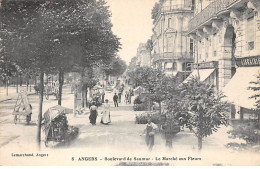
left=0, top=85, right=35, bottom=102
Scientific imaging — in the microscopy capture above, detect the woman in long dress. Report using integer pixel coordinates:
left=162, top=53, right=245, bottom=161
left=101, top=99, right=111, bottom=125
left=89, top=102, right=98, bottom=125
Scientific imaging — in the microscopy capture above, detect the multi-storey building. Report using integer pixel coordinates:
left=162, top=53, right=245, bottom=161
left=187, top=0, right=260, bottom=120
left=136, top=43, right=151, bottom=67
left=151, top=0, right=195, bottom=80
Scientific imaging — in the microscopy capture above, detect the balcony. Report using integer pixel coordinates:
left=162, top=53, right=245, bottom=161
left=152, top=52, right=194, bottom=62
left=188, top=0, right=240, bottom=33
left=161, top=4, right=193, bottom=13
left=155, top=4, right=194, bottom=23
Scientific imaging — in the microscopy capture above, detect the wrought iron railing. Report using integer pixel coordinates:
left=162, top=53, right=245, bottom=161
left=188, top=0, right=240, bottom=32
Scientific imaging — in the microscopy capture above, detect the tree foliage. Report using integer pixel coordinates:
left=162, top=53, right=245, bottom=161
left=248, top=74, right=260, bottom=110
left=179, top=77, right=229, bottom=150
left=0, top=0, right=120, bottom=148
left=128, top=67, right=178, bottom=113
left=151, top=0, right=164, bottom=24
left=103, top=57, right=127, bottom=77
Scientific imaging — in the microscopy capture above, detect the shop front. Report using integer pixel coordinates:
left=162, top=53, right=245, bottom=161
left=182, top=61, right=218, bottom=88
left=222, top=56, right=260, bottom=125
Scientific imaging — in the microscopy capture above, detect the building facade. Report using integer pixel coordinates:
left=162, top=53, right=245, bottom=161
left=187, top=0, right=260, bottom=120
left=136, top=43, right=151, bottom=67
left=151, top=0, right=195, bottom=80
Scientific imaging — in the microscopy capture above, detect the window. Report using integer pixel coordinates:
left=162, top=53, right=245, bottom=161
left=213, top=33, right=217, bottom=57
left=190, top=39, right=194, bottom=56
left=182, top=62, right=192, bottom=71
left=213, top=51, right=217, bottom=57
left=247, top=11, right=255, bottom=51
left=167, top=37, right=173, bottom=52
left=168, top=18, right=172, bottom=28
left=206, top=53, right=208, bottom=58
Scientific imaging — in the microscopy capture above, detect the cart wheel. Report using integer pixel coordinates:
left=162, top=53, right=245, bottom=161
left=14, top=115, right=18, bottom=124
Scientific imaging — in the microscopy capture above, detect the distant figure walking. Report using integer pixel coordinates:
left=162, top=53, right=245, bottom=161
left=89, top=102, right=98, bottom=125
left=118, top=90, right=122, bottom=103
left=101, top=99, right=111, bottom=125
left=113, top=93, right=119, bottom=107
left=125, top=91, right=129, bottom=104
left=101, top=90, right=105, bottom=103
left=128, top=89, right=132, bottom=104
left=140, top=118, right=158, bottom=151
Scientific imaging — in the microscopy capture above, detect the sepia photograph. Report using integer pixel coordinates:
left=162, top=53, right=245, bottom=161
left=0, top=0, right=259, bottom=166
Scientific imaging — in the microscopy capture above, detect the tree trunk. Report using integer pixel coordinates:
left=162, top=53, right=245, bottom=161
left=85, top=87, right=88, bottom=108
left=6, top=77, right=8, bottom=96
left=16, top=75, right=19, bottom=93
left=74, top=88, right=77, bottom=117
left=159, top=101, right=162, bottom=114
left=26, top=80, right=29, bottom=91
left=198, top=136, right=202, bottom=151
left=165, top=133, right=173, bottom=148
left=37, top=71, right=44, bottom=150
left=19, top=75, right=22, bottom=86
left=81, top=71, right=85, bottom=108
left=30, top=81, right=32, bottom=92
left=35, top=75, right=37, bottom=86
left=58, top=70, right=64, bottom=105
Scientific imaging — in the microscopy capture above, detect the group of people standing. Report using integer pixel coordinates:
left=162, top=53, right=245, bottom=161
left=124, top=89, right=133, bottom=104
left=88, top=86, right=158, bottom=152
left=89, top=99, right=111, bottom=126
left=112, top=87, right=134, bottom=107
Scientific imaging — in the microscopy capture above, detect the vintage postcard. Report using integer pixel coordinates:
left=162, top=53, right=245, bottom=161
left=0, top=0, right=260, bottom=166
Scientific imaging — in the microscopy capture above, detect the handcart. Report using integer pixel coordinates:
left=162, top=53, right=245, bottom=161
left=12, top=91, right=32, bottom=125
left=42, top=105, right=78, bottom=147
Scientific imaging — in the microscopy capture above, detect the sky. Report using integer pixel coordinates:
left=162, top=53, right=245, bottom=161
left=105, top=0, right=158, bottom=64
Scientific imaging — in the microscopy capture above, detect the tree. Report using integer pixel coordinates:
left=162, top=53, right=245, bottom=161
left=151, top=0, right=164, bottom=24
left=179, top=77, right=229, bottom=150
left=38, top=0, right=120, bottom=105
left=146, top=39, right=153, bottom=67
left=103, top=57, right=127, bottom=78
left=0, top=0, right=60, bottom=149
left=249, top=74, right=260, bottom=111
left=226, top=74, right=260, bottom=151
left=128, top=67, right=176, bottom=113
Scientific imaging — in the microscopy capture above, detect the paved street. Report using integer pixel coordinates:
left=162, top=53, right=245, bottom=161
left=0, top=85, right=260, bottom=165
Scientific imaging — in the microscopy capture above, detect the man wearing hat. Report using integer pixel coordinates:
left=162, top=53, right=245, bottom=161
left=113, top=93, right=119, bottom=107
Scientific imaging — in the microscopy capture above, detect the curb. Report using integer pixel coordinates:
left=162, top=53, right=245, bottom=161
left=0, top=98, right=12, bottom=103
left=0, top=93, right=36, bottom=103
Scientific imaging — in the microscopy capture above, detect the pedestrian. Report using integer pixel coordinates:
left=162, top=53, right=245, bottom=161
left=113, top=93, right=119, bottom=107
left=101, top=99, right=111, bottom=125
left=125, top=91, right=129, bottom=104
left=128, top=89, right=132, bottom=104
left=140, top=118, right=158, bottom=151
left=101, top=90, right=105, bottom=103
left=118, top=90, right=122, bottom=103
left=89, top=102, right=98, bottom=125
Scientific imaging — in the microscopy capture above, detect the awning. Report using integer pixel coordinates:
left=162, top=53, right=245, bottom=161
left=183, top=69, right=215, bottom=83
left=222, top=67, right=260, bottom=109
